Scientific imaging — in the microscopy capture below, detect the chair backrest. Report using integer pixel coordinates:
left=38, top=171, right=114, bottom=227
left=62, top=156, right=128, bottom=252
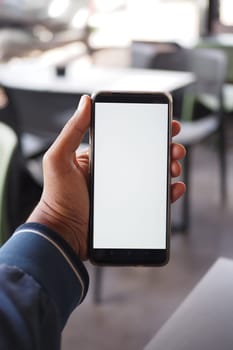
left=190, top=48, right=227, bottom=100
left=131, top=41, right=185, bottom=70
left=3, top=86, right=79, bottom=138
left=150, top=47, right=190, bottom=72
left=182, top=48, right=227, bottom=121
left=0, top=122, right=17, bottom=244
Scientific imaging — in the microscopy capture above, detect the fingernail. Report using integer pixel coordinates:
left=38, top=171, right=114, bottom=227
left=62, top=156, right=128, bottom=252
left=77, top=95, right=88, bottom=111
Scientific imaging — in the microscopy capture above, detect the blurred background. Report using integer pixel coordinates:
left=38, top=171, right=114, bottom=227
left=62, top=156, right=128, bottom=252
left=1, top=1, right=233, bottom=349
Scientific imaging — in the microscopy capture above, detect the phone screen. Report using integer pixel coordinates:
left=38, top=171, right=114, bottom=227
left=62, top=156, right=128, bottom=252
left=92, top=98, right=170, bottom=253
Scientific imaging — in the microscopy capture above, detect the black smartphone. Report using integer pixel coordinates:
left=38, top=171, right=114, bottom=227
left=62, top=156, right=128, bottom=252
left=89, top=91, right=172, bottom=266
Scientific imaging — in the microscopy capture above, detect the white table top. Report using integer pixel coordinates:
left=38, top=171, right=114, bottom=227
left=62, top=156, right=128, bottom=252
left=0, top=59, right=194, bottom=94
left=144, top=257, right=233, bottom=350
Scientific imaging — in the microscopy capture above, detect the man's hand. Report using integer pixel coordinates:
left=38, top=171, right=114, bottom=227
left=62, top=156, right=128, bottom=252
left=27, top=95, right=91, bottom=260
left=27, top=95, right=186, bottom=260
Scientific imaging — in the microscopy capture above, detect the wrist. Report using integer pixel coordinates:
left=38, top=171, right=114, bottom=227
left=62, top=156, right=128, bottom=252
left=27, top=201, right=82, bottom=257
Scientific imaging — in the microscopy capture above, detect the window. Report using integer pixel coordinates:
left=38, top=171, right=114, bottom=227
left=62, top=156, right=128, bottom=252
left=220, top=0, right=233, bottom=26
left=90, top=0, right=208, bottom=48
left=128, top=0, right=204, bottom=46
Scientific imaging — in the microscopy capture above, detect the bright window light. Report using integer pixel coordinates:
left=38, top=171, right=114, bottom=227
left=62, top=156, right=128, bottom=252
left=220, top=0, right=233, bottom=26
left=128, top=0, right=199, bottom=46
left=71, top=8, right=89, bottom=29
left=94, top=0, right=125, bottom=12
left=48, top=0, right=70, bottom=18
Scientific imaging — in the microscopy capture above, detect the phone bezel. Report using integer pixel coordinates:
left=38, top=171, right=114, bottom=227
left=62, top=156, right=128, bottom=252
left=89, top=91, right=172, bottom=266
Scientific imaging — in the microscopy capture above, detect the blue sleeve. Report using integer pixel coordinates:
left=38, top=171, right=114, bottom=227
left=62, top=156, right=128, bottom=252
left=0, top=223, right=89, bottom=350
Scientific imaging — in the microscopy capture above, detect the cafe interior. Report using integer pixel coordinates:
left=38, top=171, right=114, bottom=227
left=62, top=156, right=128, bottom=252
left=1, top=0, right=233, bottom=349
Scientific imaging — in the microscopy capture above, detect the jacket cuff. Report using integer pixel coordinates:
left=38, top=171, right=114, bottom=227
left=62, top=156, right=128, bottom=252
left=0, top=223, right=89, bottom=329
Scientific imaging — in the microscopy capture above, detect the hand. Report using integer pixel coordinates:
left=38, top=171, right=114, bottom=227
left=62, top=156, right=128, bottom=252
left=27, top=95, right=91, bottom=260
left=27, top=95, right=186, bottom=260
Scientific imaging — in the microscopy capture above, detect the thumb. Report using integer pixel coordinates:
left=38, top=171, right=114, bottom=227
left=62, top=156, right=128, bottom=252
left=50, top=95, right=91, bottom=158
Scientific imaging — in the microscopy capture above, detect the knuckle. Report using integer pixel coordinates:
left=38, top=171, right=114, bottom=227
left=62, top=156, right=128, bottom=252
left=42, top=150, right=50, bottom=165
left=42, top=149, right=56, bottom=168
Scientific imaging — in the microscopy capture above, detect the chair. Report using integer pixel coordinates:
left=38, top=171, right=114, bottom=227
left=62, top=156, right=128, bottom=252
left=197, top=37, right=233, bottom=116
left=174, top=48, right=228, bottom=231
left=0, top=86, right=85, bottom=231
left=131, top=41, right=183, bottom=70
left=0, top=122, right=17, bottom=244
left=1, top=86, right=81, bottom=185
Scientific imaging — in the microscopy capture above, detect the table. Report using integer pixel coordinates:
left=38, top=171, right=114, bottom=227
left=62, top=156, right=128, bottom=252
left=0, top=59, right=195, bottom=94
left=144, top=257, right=233, bottom=350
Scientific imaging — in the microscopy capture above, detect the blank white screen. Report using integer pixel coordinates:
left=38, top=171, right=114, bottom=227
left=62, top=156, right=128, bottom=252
left=93, top=102, right=168, bottom=249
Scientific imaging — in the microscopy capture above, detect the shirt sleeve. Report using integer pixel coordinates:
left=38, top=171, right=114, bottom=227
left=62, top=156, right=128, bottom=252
left=0, top=222, right=89, bottom=350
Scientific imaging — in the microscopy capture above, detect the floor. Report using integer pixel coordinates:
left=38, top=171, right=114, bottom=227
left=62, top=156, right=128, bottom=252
left=61, top=121, right=233, bottom=350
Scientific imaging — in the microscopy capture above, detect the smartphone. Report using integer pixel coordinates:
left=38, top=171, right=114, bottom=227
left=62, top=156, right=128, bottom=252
left=89, top=91, right=172, bottom=266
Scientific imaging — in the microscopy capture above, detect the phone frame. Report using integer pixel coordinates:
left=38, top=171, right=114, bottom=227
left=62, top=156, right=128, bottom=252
left=89, top=91, right=172, bottom=266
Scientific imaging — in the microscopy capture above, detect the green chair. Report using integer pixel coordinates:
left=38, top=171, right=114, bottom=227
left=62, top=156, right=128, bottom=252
left=197, top=36, right=233, bottom=115
left=174, top=48, right=228, bottom=231
left=0, top=122, right=17, bottom=245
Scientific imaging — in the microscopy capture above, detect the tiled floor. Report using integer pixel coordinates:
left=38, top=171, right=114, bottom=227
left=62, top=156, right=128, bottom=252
left=62, top=120, right=233, bottom=350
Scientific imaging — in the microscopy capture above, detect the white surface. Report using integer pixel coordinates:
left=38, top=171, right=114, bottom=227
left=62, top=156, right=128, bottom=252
left=0, top=60, right=194, bottom=94
left=144, top=257, right=233, bottom=350
left=93, top=102, right=169, bottom=249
